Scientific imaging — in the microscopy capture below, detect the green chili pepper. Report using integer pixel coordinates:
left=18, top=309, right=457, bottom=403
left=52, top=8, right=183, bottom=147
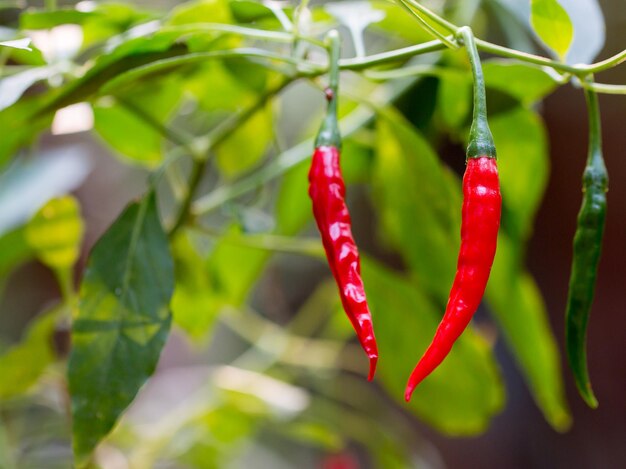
left=565, top=86, right=608, bottom=409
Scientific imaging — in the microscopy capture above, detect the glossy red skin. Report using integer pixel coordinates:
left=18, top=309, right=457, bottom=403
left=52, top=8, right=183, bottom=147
left=308, top=145, right=378, bottom=380
left=405, top=156, right=501, bottom=401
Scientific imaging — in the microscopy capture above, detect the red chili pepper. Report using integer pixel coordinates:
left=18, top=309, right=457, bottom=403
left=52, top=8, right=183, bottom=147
left=405, top=27, right=501, bottom=401
left=309, top=145, right=378, bottom=379
left=405, top=156, right=500, bottom=399
left=308, top=30, right=378, bottom=380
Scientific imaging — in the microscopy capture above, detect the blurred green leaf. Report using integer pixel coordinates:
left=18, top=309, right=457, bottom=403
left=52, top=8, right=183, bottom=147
left=557, top=0, right=605, bottom=64
left=185, top=61, right=253, bottom=112
left=483, top=60, right=558, bottom=105
left=167, top=0, right=232, bottom=25
left=205, top=226, right=270, bottom=306
left=216, top=106, right=273, bottom=177
left=68, top=191, right=174, bottom=464
left=94, top=77, right=183, bottom=167
left=25, top=195, right=84, bottom=270
left=176, top=400, right=260, bottom=468
left=486, top=237, right=572, bottom=431
left=171, top=231, right=222, bottom=339
left=20, top=9, right=95, bottom=29
left=275, top=159, right=311, bottom=235
left=362, top=258, right=504, bottom=434
left=481, top=104, right=570, bottom=430
left=0, top=307, right=58, bottom=399
left=369, top=1, right=433, bottom=44
left=372, top=108, right=461, bottom=299
left=229, top=0, right=276, bottom=23
left=530, top=0, right=573, bottom=61
left=0, top=96, right=53, bottom=168
left=0, top=32, right=189, bottom=164
left=437, top=71, right=472, bottom=130
left=489, top=107, right=549, bottom=240
left=39, top=32, right=190, bottom=115
left=81, top=3, right=158, bottom=48
left=0, top=227, right=32, bottom=280
left=280, top=421, right=344, bottom=451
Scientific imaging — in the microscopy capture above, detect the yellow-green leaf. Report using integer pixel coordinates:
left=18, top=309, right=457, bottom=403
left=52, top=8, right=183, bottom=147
left=25, top=196, right=84, bottom=270
left=0, top=308, right=59, bottom=399
left=530, top=0, right=574, bottom=61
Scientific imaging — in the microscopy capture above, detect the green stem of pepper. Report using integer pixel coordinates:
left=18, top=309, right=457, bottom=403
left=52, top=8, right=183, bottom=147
left=397, top=0, right=458, bottom=49
left=168, top=78, right=293, bottom=237
left=315, top=30, right=342, bottom=149
left=458, top=27, right=496, bottom=160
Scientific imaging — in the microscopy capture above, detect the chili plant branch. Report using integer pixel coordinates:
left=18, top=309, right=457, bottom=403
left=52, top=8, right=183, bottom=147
left=168, top=77, right=294, bottom=236
left=400, top=0, right=458, bottom=33
left=392, top=0, right=626, bottom=77
left=189, top=224, right=325, bottom=258
left=191, top=78, right=416, bottom=216
left=117, top=96, right=199, bottom=158
left=397, top=0, right=457, bottom=49
left=578, top=80, right=626, bottom=95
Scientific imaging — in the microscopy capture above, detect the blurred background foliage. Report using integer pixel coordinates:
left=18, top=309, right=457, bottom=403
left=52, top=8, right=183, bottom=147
left=0, top=0, right=625, bottom=468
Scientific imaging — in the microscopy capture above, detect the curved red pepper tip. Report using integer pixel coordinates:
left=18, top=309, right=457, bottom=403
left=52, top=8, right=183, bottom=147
left=367, top=355, right=378, bottom=381
left=404, top=382, right=416, bottom=402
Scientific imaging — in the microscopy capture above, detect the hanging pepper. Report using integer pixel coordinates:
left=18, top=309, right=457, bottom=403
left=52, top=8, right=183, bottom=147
left=308, top=30, right=378, bottom=380
left=405, top=27, right=501, bottom=401
left=565, top=86, right=608, bottom=409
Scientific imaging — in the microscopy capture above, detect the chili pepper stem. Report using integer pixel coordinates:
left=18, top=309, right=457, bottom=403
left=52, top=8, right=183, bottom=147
left=457, top=27, right=496, bottom=160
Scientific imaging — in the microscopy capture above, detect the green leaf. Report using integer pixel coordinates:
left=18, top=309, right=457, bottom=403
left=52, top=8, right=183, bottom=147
left=167, top=0, right=232, bottom=25
left=216, top=105, right=273, bottom=177
left=557, top=0, right=605, bottom=64
left=20, top=9, right=96, bottom=29
left=530, top=0, right=574, bottom=61
left=185, top=61, right=252, bottom=112
left=229, top=0, right=276, bottom=23
left=206, top=227, right=270, bottom=306
left=363, top=259, right=504, bottom=434
left=483, top=60, right=558, bottom=105
left=275, top=159, right=311, bottom=235
left=0, top=96, right=53, bottom=168
left=25, top=195, right=84, bottom=270
left=369, top=1, right=433, bottom=44
left=279, top=421, right=344, bottom=452
left=372, top=108, right=461, bottom=300
left=80, top=4, right=158, bottom=48
left=485, top=237, right=571, bottom=431
left=38, top=32, right=189, bottom=116
left=93, top=77, right=183, bottom=167
left=171, top=231, right=221, bottom=339
left=0, top=227, right=33, bottom=280
left=68, top=191, right=174, bottom=464
left=489, top=107, right=549, bottom=240
left=0, top=307, right=58, bottom=399
left=437, top=72, right=472, bottom=130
